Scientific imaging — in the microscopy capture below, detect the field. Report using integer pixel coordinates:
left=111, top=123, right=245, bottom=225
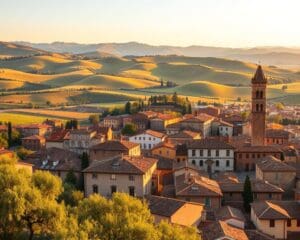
left=0, top=112, right=50, bottom=124
left=8, top=109, right=94, bottom=120
left=0, top=42, right=299, bottom=107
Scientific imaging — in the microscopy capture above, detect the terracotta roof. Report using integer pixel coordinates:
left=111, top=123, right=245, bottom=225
left=252, top=201, right=300, bottom=220
left=223, top=114, right=243, bottom=123
left=252, top=65, right=267, bottom=84
left=22, top=135, right=45, bottom=141
left=214, top=172, right=240, bottom=184
left=220, top=179, right=284, bottom=193
left=152, top=141, right=176, bottom=151
left=168, top=130, right=200, bottom=139
left=188, top=139, right=235, bottom=149
left=257, top=156, right=296, bottom=172
left=147, top=195, right=188, bottom=217
left=46, top=129, right=70, bottom=142
left=236, top=144, right=282, bottom=153
left=266, top=129, right=290, bottom=138
left=183, top=113, right=214, bottom=123
left=90, top=140, right=139, bottom=151
left=16, top=123, right=52, bottom=129
left=0, top=149, right=14, bottom=156
left=175, top=174, right=222, bottom=197
left=26, top=147, right=82, bottom=172
left=144, top=129, right=165, bottom=139
left=83, top=155, right=157, bottom=175
left=202, top=220, right=249, bottom=240
left=216, top=206, right=246, bottom=222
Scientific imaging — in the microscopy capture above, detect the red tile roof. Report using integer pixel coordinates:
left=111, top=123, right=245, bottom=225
left=83, top=155, right=157, bottom=175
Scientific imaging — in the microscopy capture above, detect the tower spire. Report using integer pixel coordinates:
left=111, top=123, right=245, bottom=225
left=252, top=65, right=267, bottom=84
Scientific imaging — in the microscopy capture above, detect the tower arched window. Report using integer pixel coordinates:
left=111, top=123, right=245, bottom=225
left=260, top=91, right=263, bottom=99
left=256, top=90, right=259, bottom=98
left=256, top=104, right=259, bottom=112
left=260, top=104, right=263, bottom=112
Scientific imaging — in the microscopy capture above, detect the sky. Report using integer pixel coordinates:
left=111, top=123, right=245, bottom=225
left=0, top=0, right=299, bottom=47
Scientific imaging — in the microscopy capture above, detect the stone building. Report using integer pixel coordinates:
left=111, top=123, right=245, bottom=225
left=83, top=155, right=157, bottom=197
left=188, top=139, right=235, bottom=174
left=256, top=156, right=296, bottom=193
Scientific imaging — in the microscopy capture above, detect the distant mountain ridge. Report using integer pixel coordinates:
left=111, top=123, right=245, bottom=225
left=13, top=41, right=300, bottom=66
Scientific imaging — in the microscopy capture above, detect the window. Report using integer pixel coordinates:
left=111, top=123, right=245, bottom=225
left=192, top=160, right=196, bottom=165
left=111, top=185, right=117, bottom=195
left=143, top=144, right=146, bottom=149
left=226, top=160, right=230, bottom=167
left=111, top=174, right=116, bottom=180
left=260, top=104, right=263, bottom=112
left=270, top=220, right=275, bottom=228
left=199, top=160, right=203, bottom=166
left=256, top=104, right=259, bottom=112
left=252, top=153, right=255, bottom=158
left=177, top=158, right=180, bottom=163
left=143, top=137, right=145, bottom=140
left=129, top=186, right=135, bottom=196
left=208, top=149, right=211, bottom=157
left=287, top=219, right=291, bottom=227
left=192, top=149, right=196, bottom=156
left=239, top=153, right=242, bottom=158
left=139, top=137, right=141, bottom=140
left=216, top=150, right=219, bottom=157
left=297, top=219, right=300, bottom=227
left=129, top=175, right=135, bottom=181
left=257, top=154, right=260, bottom=158
left=148, top=144, right=151, bottom=149
left=92, top=173, right=97, bottom=179
left=268, top=193, right=272, bottom=199
left=216, top=160, right=219, bottom=167
left=200, top=150, right=203, bottom=156
left=205, top=197, right=211, bottom=207
left=246, top=154, right=249, bottom=159
left=92, top=185, right=98, bottom=193
left=226, top=150, right=230, bottom=156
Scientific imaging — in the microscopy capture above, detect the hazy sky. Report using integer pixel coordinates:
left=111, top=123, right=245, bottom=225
left=1, top=0, right=299, bottom=47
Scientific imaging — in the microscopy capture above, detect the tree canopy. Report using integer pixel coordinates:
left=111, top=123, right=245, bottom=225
left=0, top=160, right=200, bottom=240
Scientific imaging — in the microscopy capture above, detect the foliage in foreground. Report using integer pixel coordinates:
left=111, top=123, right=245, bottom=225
left=0, top=159, right=200, bottom=240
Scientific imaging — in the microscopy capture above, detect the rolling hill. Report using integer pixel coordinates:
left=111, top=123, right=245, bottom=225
left=16, top=41, right=300, bottom=67
left=0, top=41, right=299, bottom=106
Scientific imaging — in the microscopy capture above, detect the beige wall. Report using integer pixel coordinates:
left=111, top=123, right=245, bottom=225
left=251, top=210, right=286, bottom=239
left=46, top=141, right=64, bottom=149
left=84, top=163, right=156, bottom=198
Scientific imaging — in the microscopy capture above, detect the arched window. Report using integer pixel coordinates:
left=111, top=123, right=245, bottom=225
left=260, top=104, right=264, bottom=112
left=260, top=91, right=263, bottom=98
left=256, top=90, right=259, bottom=98
left=199, top=160, right=203, bottom=166
left=256, top=104, right=259, bottom=112
left=216, top=160, right=219, bottom=167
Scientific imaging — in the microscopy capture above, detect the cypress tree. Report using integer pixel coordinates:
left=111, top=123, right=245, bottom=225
left=125, top=101, right=131, bottom=114
left=243, top=175, right=253, bottom=212
left=7, top=122, right=12, bottom=148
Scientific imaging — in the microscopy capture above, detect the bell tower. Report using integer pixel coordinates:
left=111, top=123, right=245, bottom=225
left=251, top=65, right=267, bottom=146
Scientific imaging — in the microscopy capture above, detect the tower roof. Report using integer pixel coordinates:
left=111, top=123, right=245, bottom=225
left=252, top=65, right=267, bottom=84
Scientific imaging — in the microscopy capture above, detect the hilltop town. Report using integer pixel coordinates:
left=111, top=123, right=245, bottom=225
left=1, top=65, right=300, bottom=239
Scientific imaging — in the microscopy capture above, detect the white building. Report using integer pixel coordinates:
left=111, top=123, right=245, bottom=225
left=129, top=129, right=166, bottom=150
left=188, top=139, right=234, bottom=174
